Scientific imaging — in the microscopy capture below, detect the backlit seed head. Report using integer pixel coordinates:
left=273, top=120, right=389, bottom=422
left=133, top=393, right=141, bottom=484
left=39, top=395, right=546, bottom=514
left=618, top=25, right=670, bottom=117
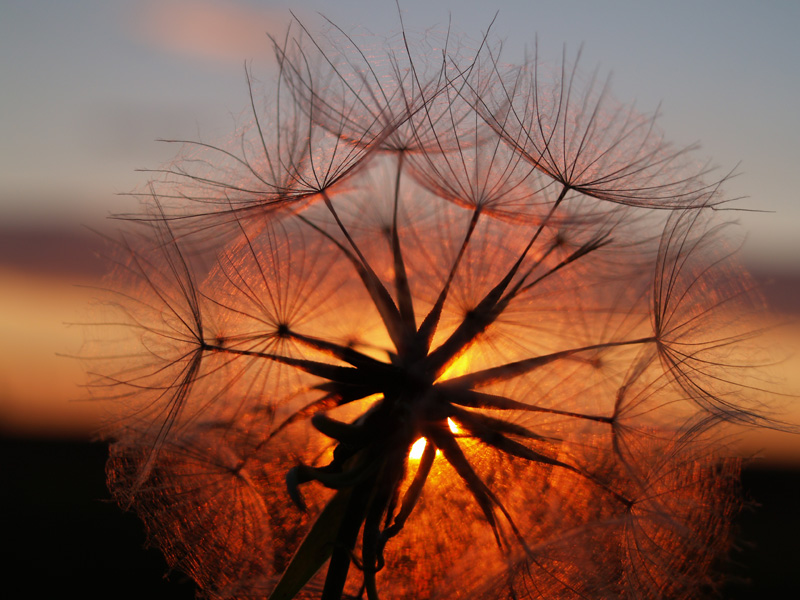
left=84, top=15, right=794, bottom=600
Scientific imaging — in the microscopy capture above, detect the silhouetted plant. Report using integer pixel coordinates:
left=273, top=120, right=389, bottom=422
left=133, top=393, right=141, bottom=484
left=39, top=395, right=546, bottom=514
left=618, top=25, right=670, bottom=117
left=85, top=16, right=791, bottom=600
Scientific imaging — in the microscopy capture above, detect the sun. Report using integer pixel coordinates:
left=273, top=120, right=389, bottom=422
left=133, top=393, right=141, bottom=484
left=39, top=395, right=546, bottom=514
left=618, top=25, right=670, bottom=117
left=409, top=417, right=460, bottom=460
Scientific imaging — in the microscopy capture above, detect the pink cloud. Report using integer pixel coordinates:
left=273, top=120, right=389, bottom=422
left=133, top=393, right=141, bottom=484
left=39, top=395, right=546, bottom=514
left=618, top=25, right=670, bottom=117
left=131, top=0, right=292, bottom=64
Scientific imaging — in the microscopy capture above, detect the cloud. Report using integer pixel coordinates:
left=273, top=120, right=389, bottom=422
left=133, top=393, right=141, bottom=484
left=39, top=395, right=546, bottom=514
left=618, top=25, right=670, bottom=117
left=131, top=0, right=290, bottom=65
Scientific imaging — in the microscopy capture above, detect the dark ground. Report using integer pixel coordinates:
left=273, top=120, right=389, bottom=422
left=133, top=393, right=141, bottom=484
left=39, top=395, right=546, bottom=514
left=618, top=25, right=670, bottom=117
left=1, top=435, right=798, bottom=599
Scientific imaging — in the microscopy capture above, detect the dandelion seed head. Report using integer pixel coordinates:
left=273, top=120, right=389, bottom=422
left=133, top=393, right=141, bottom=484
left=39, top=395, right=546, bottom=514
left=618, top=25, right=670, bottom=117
left=83, top=13, right=796, bottom=600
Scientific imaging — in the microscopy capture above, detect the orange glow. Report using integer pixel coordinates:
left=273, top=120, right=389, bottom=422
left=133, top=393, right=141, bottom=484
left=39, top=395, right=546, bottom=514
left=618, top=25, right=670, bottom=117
left=134, top=0, right=286, bottom=64
left=409, top=437, right=427, bottom=460
left=437, top=350, right=474, bottom=381
left=409, top=418, right=460, bottom=460
left=0, top=268, right=104, bottom=436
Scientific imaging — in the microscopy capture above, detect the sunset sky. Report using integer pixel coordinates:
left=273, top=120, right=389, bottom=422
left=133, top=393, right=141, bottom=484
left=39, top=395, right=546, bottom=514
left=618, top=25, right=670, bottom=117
left=1, top=1, right=798, bottom=453
left=3, top=0, right=798, bottom=266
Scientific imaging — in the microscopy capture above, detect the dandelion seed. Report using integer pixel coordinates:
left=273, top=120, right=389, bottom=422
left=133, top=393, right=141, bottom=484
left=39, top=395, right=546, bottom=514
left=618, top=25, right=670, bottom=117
left=85, top=14, right=795, bottom=600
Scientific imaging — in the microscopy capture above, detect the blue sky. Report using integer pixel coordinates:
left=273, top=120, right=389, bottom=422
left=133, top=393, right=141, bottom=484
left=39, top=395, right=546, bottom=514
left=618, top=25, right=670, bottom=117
left=2, top=0, right=799, bottom=267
